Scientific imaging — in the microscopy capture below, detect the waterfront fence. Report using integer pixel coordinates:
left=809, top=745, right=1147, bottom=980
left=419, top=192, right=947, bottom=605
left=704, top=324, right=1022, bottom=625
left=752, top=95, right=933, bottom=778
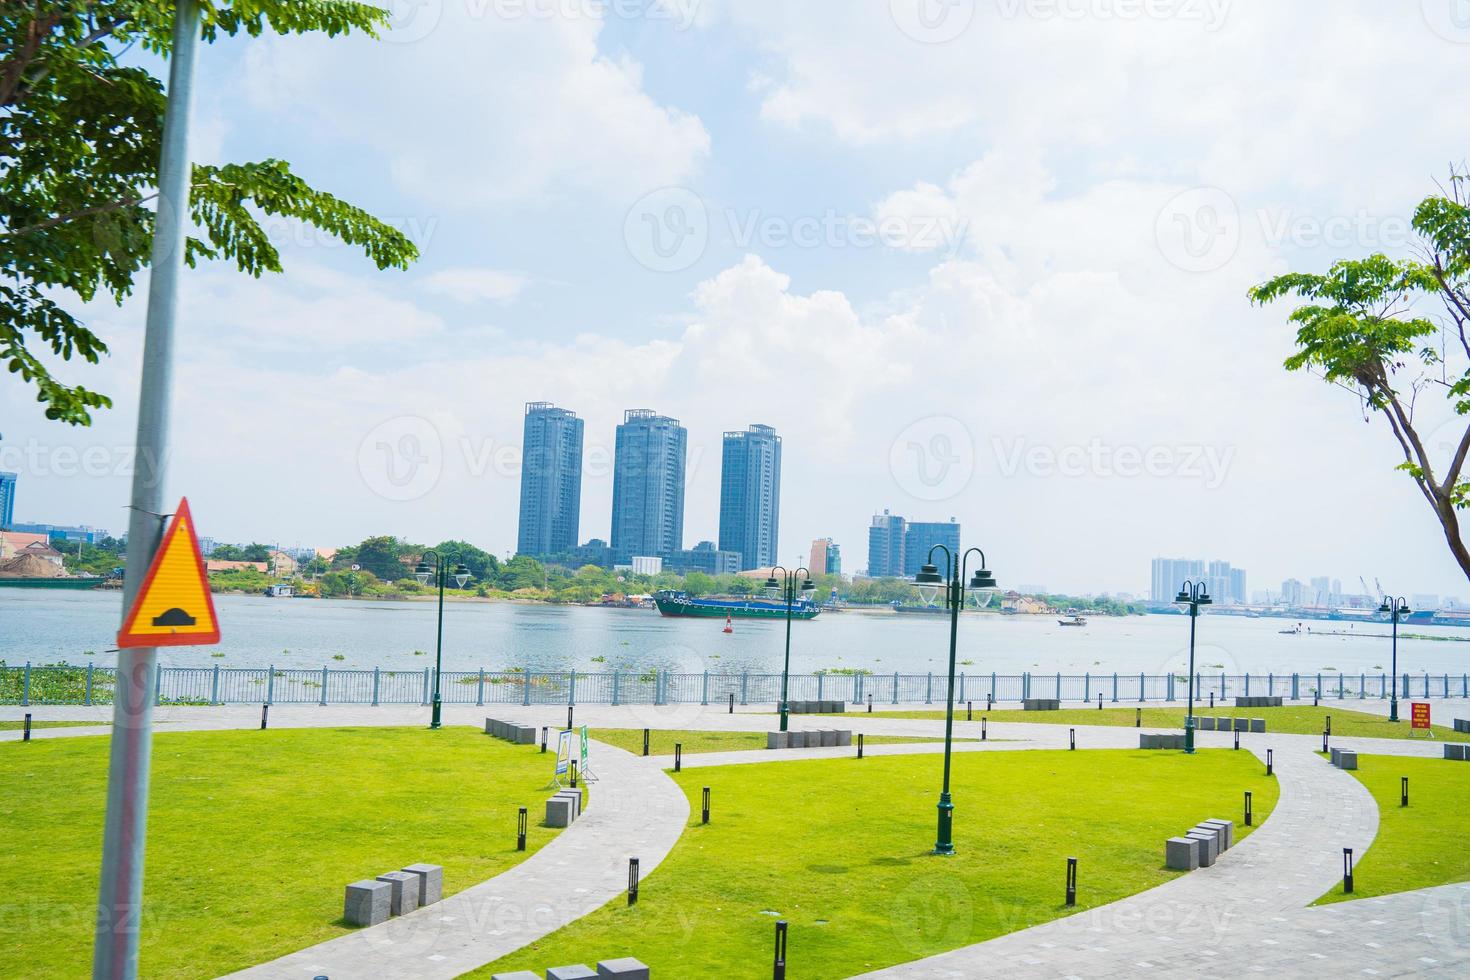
left=4, top=663, right=1470, bottom=708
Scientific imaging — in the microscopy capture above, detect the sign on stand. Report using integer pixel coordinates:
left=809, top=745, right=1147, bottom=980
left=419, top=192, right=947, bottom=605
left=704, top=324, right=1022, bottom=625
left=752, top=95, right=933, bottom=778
left=553, top=729, right=576, bottom=786
left=579, top=725, right=597, bottom=782
left=1410, top=702, right=1432, bottom=738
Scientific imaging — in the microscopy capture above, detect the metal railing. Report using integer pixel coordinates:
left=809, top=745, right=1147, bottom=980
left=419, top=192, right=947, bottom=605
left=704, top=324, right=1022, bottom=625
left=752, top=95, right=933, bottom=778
left=3, top=663, right=1469, bottom=708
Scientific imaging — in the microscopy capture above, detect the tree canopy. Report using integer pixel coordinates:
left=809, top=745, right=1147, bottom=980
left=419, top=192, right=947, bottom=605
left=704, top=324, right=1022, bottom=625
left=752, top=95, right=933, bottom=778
left=1, top=1, right=417, bottom=424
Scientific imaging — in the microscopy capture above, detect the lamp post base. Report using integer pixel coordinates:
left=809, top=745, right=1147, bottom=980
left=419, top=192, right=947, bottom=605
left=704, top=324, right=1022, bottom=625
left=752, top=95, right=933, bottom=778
left=779, top=703, right=789, bottom=733
left=1388, top=699, right=1398, bottom=724
left=1184, top=715, right=1196, bottom=755
left=933, top=794, right=955, bottom=856
left=430, top=699, right=442, bottom=731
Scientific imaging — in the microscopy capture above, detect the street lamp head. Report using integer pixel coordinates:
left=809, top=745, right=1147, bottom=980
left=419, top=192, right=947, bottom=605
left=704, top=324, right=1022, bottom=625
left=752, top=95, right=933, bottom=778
left=453, top=564, right=471, bottom=589
left=915, top=562, right=944, bottom=585
left=764, top=573, right=780, bottom=591
left=414, top=561, right=432, bottom=586
left=1378, top=599, right=1391, bottom=614
left=1174, top=589, right=1190, bottom=603
left=1197, top=589, right=1212, bottom=606
left=1400, top=603, right=1412, bottom=616
left=800, top=577, right=816, bottom=595
left=968, top=567, right=996, bottom=590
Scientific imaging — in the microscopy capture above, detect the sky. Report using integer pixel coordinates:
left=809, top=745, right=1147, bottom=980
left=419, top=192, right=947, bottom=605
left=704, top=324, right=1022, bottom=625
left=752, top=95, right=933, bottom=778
left=6, top=0, right=1470, bottom=598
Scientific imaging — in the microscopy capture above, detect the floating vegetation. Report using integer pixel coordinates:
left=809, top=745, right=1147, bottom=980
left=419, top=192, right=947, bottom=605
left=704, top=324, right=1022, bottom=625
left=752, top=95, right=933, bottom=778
left=590, top=655, right=607, bottom=663
left=331, top=654, right=346, bottom=661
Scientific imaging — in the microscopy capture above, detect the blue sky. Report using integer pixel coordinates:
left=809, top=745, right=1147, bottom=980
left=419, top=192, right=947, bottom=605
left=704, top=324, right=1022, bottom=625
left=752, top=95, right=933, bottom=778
left=6, top=1, right=1470, bottom=599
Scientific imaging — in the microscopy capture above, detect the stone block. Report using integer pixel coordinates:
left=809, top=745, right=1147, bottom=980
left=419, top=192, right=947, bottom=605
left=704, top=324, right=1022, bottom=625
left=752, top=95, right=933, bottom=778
left=1445, top=743, right=1467, bottom=761
left=1453, top=718, right=1469, bottom=733
left=1330, top=747, right=1342, bottom=766
left=1024, top=698, right=1061, bottom=711
left=1185, top=829, right=1219, bottom=866
left=485, top=718, right=497, bottom=735
left=767, top=731, right=788, bottom=750
left=1338, top=750, right=1358, bottom=770
left=1250, top=718, right=1266, bottom=734
left=836, top=730, right=852, bottom=746
left=1198, top=716, right=1215, bottom=731
left=344, top=879, right=391, bottom=927
left=1165, top=836, right=1200, bottom=871
left=402, top=863, right=444, bottom=906
left=789, top=700, right=809, bottom=714
left=820, top=730, right=838, bottom=747
left=376, top=871, right=420, bottom=916
left=786, top=731, right=806, bottom=748
left=546, top=966, right=599, bottom=980
left=596, top=958, right=651, bottom=979
left=490, top=973, right=541, bottom=980
left=555, top=789, right=582, bottom=819
left=830, top=700, right=845, bottom=713
left=1139, top=734, right=1155, bottom=749
left=546, top=796, right=574, bottom=829
left=1200, top=818, right=1233, bottom=850
left=493, top=720, right=507, bottom=739
left=1233, top=717, right=1249, bottom=732
left=516, top=726, right=537, bottom=745
left=1216, top=718, right=1231, bottom=731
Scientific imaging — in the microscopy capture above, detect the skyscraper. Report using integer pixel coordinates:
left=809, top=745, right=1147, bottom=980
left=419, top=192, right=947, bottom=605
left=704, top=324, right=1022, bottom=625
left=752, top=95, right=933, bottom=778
left=719, top=423, right=781, bottom=570
left=1150, top=557, right=1205, bottom=603
left=868, top=511, right=906, bottom=577
left=903, top=520, right=961, bottom=578
left=0, top=471, right=15, bottom=530
left=611, top=409, right=687, bottom=558
left=809, top=537, right=841, bottom=577
left=517, top=402, right=584, bottom=557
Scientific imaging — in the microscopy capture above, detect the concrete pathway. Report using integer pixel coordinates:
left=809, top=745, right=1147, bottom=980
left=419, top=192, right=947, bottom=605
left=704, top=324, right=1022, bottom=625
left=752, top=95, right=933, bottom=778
left=223, top=740, right=687, bottom=980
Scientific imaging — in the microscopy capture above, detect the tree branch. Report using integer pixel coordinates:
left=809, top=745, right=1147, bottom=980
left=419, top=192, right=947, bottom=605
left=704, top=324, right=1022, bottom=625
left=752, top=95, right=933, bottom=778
left=1, top=192, right=155, bottom=238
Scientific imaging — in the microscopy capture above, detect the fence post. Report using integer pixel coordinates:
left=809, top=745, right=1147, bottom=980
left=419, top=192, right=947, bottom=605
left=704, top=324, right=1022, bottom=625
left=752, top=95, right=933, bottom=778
left=1338, top=673, right=1344, bottom=699
left=960, top=672, right=967, bottom=703
left=476, top=668, right=484, bottom=706
left=613, top=670, right=621, bottom=706
left=319, top=666, right=328, bottom=706
left=817, top=671, right=824, bottom=702
left=522, top=667, right=531, bottom=706
left=1245, top=672, right=1250, bottom=697
left=893, top=671, right=899, bottom=704
left=1292, top=672, right=1299, bottom=700
left=1112, top=671, right=1118, bottom=702
left=1269, top=671, right=1274, bottom=696
left=1422, top=672, right=1429, bottom=698
left=373, top=667, right=381, bottom=706
left=22, top=663, right=30, bottom=706
left=569, top=669, right=577, bottom=706
left=155, top=665, right=163, bottom=705
left=702, top=671, right=709, bottom=706
left=211, top=664, right=220, bottom=705
left=1166, top=673, right=1172, bottom=702
left=740, top=672, right=749, bottom=705
left=85, top=663, right=94, bottom=706
left=1139, top=672, right=1145, bottom=702
left=991, top=671, right=997, bottom=703
left=1084, top=672, right=1090, bottom=702
left=267, top=665, right=275, bottom=705
left=926, top=672, right=933, bottom=704
left=1056, top=672, right=1062, bottom=700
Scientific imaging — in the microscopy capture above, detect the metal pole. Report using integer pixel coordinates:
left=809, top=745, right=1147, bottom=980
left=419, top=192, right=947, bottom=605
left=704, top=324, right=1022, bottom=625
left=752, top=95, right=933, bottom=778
left=431, top=554, right=445, bottom=729
left=1389, top=604, right=1399, bottom=723
left=779, top=576, right=793, bottom=733
left=935, top=555, right=960, bottom=855
left=95, top=5, right=201, bottom=976
left=1184, top=594, right=1197, bottom=754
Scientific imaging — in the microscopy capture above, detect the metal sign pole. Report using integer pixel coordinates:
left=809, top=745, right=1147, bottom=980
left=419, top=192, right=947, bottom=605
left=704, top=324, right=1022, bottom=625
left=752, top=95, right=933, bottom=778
left=93, top=4, right=200, bottom=977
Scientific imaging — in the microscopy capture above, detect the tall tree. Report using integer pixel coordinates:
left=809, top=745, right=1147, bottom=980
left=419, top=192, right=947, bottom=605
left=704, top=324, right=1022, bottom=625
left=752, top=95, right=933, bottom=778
left=1250, top=169, right=1470, bottom=582
left=1, top=2, right=417, bottom=424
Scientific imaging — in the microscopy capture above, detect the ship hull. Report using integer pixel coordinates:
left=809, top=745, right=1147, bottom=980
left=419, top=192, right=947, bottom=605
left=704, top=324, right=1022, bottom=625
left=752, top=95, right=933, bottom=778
left=0, top=577, right=102, bottom=589
left=653, top=594, right=820, bottom=620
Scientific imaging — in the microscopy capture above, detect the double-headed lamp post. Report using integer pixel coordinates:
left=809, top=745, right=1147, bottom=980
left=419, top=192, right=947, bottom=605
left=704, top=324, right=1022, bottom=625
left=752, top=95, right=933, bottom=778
left=415, top=551, right=471, bottom=730
left=765, top=566, right=815, bottom=733
left=914, top=545, right=997, bottom=856
left=1378, top=596, right=1411, bottom=722
left=1174, top=580, right=1212, bottom=755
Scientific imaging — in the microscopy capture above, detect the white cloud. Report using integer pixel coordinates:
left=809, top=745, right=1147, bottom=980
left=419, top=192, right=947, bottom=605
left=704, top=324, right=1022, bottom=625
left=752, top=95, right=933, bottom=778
left=420, top=267, right=527, bottom=304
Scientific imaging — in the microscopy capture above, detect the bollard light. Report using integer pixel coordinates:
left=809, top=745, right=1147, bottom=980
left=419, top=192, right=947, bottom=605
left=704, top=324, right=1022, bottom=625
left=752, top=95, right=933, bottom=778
left=567, top=705, right=574, bottom=731
left=675, top=743, right=682, bottom=773
left=1401, top=776, right=1409, bottom=807
left=261, top=703, right=269, bottom=730
left=857, top=733, right=864, bottom=759
left=571, top=760, right=579, bottom=789
left=1069, top=728, right=1076, bottom=751
left=541, top=726, right=548, bottom=753
left=773, top=919, right=788, bottom=980
left=702, top=787, right=710, bottom=824
left=729, top=693, right=735, bottom=714
left=867, top=693, right=873, bottom=713
left=643, top=728, right=650, bottom=756
left=517, top=806, right=528, bottom=851
left=967, top=701, right=972, bottom=721
left=1233, top=729, right=1240, bottom=750
left=1322, top=730, right=1329, bottom=754
left=1314, top=691, right=1319, bottom=707
left=1097, top=694, right=1103, bottom=710
left=23, top=713, right=32, bottom=742
left=1244, top=791, right=1253, bottom=826
left=628, top=856, right=640, bottom=905
left=1065, top=856, right=1078, bottom=907
left=1135, top=707, right=1141, bottom=728
left=1342, top=847, right=1354, bottom=894
left=987, top=694, right=993, bottom=712
left=1325, top=714, right=1331, bottom=736
left=1210, top=692, right=1215, bottom=709
left=981, top=717, right=987, bottom=741
left=1266, top=748, right=1273, bottom=776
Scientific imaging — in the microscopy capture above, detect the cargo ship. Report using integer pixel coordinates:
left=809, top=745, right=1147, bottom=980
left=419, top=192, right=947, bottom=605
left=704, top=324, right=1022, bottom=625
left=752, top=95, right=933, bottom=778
left=653, top=590, right=821, bottom=620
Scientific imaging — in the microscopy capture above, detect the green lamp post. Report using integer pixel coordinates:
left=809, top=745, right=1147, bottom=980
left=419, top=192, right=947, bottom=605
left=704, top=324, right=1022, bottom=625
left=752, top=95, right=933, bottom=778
left=1378, top=596, right=1410, bottom=722
left=415, top=550, right=471, bottom=730
left=914, top=545, right=997, bottom=856
left=764, top=566, right=815, bottom=732
left=1174, top=579, right=1212, bottom=754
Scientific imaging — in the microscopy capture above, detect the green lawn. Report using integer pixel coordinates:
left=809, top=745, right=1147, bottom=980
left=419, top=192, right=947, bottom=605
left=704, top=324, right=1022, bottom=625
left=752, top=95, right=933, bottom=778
left=589, top=728, right=973, bottom=755
left=477, top=749, right=1277, bottom=979
left=1, top=719, right=102, bottom=731
left=2, top=726, right=566, bottom=979
left=1317, top=755, right=1470, bottom=904
left=840, top=705, right=1470, bottom=742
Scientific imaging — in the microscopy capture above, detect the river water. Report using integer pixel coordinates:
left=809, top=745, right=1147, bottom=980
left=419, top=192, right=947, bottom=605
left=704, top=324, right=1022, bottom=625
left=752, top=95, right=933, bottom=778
left=3, top=589, right=1467, bottom=677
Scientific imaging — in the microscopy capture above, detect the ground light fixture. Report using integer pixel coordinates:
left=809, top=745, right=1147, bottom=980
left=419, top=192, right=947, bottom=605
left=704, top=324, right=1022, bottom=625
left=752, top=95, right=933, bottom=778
left=414, top=551, right=472, bottom=729
left=1174, top=580, right=1213, bottom=754
left=1377, top=596, right=1410, bottom=722
left=765, top=566, right=815, bottom=732
left=913, top=545, right=997, bottom=856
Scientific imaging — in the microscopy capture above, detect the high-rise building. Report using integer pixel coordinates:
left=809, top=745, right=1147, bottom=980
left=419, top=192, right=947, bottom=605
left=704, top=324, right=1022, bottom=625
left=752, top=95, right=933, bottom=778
left=718, top=424, right=781, bottom=571
left=611, top=409, right=687, bottom=558
left=904, top=520, right=961, bottom=577
left=1230, top=567, right=1247, bottom=606
left=516, top=402, right=584, bottom=557
left=1281, top=578, right=1306, bottom=606
left=868, top=511, right=906, bottom=577
left=0, top=471, right=16, bottom=529
left=809, top=537, right=841, bottom=577
left=1150, top=557, right=1205, bottom=603
left=1309, top=576, right=1332, bottom=605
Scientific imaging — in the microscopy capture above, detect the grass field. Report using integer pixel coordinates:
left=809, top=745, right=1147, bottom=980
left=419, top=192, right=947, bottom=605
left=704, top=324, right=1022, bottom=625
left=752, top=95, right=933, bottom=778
left=478, top=749, right=1277, bottom=979
left=835, top=705, right=1470, bottom=742
left=1, top=726, right=565, bottom=979
left=1317, top=755, right=1470, bottom=904
left=0, top=720, right=101, bottom=731
left=588, top=728, right=974, bottom=755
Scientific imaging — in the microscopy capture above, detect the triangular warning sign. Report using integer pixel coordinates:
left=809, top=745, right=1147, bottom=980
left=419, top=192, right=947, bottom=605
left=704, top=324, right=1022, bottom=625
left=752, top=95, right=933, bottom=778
left=118, top=498, right=221, bottom=648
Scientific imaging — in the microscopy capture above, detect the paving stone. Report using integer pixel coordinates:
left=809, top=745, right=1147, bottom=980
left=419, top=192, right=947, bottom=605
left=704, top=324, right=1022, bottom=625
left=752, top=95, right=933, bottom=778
left=402, top=863, right=444, bottom=906
left=343, top=879, right=391, bottom=927
left=596, top=957, right=651, bottom=978
left=376, top=871, right=420, bottom=916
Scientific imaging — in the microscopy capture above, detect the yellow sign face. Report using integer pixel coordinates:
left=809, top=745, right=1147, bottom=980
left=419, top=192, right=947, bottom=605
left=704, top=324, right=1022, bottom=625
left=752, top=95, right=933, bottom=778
left=117, top=498, right=221, bottom=648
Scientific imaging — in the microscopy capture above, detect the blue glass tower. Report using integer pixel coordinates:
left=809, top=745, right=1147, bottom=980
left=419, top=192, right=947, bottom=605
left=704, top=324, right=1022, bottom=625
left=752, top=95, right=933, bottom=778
left=718, top=424, right=781, bottom=570
left=516, top=402, right=584, bottom=557
left=610, top=409, right=686, bottom=558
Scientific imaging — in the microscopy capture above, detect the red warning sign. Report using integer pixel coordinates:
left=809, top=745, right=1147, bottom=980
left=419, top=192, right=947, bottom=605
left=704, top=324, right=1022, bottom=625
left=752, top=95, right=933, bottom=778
left=117, top=498, right=221, bottom=648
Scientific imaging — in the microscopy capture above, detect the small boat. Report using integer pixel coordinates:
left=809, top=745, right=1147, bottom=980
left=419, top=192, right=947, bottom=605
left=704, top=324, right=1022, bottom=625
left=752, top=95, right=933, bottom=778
left=1057, top=609, right=1087, bottom=627
left=722, top=614, right=733, bottom=634
left=654, top=590, right=820, bottom=620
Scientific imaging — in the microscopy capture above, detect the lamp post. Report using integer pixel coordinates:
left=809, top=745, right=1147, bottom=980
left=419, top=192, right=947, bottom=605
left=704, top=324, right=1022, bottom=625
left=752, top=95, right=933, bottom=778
left=415, top=550, right=472, bottom=730
left=1174, top=580, right=1212, bottom=754
left=1378, top=596, right=1410, bottom=722
left=764, top=566, right=815, bottom=732
left=914, top=545, right=997, bottom=856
